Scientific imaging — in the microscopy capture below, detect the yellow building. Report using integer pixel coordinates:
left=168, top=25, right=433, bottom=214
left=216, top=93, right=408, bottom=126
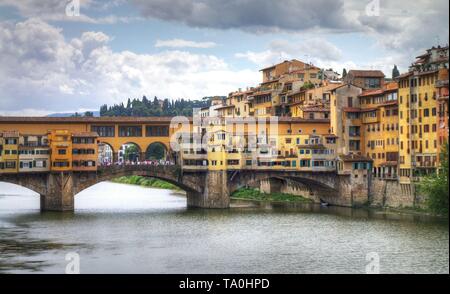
left=292, top=105, right=330, bottom=120
left=359, top=82, right=399, bottom=179
left=0, top=131, right=19, bottom=173
left=222, top=89, right=253, bottom=117
left=247, top=88, right=273, bottom=117
left=48, top=130, right=72, bottom=172
left=397, top=46, right=448, bottom=187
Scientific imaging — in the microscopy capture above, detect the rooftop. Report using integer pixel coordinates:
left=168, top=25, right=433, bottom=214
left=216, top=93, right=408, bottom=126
left=72, top=132, right=99, bottom=137
left=299, top=106, right=330, bottom=112
left=339, top=154, right=373, bottom=162
left=348, top=70, right=385, bottom=78
left=0, top=116, right=183, bottom=124
left=1, top=130, right=19, bottom=137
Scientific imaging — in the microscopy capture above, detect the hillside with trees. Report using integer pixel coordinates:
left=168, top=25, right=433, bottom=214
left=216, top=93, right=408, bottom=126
left=99, top=96, right=221, bottom=117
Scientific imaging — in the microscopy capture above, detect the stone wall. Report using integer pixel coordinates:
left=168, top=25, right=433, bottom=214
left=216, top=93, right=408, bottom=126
left=369, top=178, right=427, bottom=208
left=260, top=178, right=283, bottom=194
left=188, top=170, right=229, bottom=208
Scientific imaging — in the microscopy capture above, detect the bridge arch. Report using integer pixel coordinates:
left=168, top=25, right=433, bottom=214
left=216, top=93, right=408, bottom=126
left=227, top=170, right=339, bottom=200
left=98, top=142, right=115, bottom=164
left=145, top=142, right=168, bottom=160
left=72, top=166, right=204, bottom=197
left=74, top=171, right=197, bottom=196
left=0, top=174, right=48, bottom=196
left=0, top=181, right=43, bottom=196
left=119, top=142, right=142, bottom=163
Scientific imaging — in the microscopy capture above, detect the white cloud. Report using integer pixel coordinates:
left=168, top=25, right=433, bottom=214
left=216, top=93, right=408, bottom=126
left=155, top=38, right=217, bottom=49
left=0, top=0, right=141, bottom=24
left=236, top=37, right=343, bottom=69
left=135, top=0, right=448, bottom=72
left=0, top=19, right=259, bottom=114
left=132, top=0, right=358, bottom=33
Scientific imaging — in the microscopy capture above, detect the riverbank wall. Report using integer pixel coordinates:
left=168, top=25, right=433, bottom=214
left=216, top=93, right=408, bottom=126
left=258, top=177, right=428, bottom=209
left=369, top=178, right=428, bottom=209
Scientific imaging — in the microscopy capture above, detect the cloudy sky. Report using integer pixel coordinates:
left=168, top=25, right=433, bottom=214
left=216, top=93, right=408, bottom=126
left=0, top=0, right=448, bottom=115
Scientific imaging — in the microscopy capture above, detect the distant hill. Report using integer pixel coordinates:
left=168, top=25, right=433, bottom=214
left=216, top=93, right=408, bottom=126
left=47, top=111, right=100, bottom=117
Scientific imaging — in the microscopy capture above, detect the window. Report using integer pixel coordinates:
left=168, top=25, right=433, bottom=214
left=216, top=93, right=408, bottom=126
left=349, top=140, right=361, bottom=151
left=365, top=78, right=381, bottom=88
left=119, top=126, right=142, bottom=137
left=58, top=149, right=67, bottom=155
left=5, top=161, right=16, bottom=169
left=91, top=126, right=115, bottom=137
left=347, top=97, right=353, bottom=107
left=73, top=137, right=95, bottom=144
left=146, top=126, right=169, bottom=137
left=349, top=126, right=360, bottom=137
left=424, top=108, right=430, bottom=117
left=53, top=161, right=70, bottom=167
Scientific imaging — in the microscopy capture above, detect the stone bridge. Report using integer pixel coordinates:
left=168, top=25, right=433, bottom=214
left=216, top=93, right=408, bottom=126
left=0, top=166, right=367, bottom=211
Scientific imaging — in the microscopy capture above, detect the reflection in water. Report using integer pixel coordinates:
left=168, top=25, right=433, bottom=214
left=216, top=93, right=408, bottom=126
left=0, top=182, right=448, bottom=274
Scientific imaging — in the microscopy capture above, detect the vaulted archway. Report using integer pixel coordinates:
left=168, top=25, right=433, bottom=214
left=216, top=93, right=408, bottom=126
left=145, top=142, right=167, bottom=160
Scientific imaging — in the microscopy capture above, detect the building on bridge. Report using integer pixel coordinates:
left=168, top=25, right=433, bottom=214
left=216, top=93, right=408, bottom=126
left=0, top=131, right=19, bottom=173
left=72, top=132, right=98, bottom=171
left=48, top=130, right=73, bottom=172
left=18, top=134, right=50, bottom=173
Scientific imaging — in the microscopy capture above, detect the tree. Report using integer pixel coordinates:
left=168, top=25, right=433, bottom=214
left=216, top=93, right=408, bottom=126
left=419, top=141, right=449, bottom=215
left=99, top=96, right=210, bottom=117
left=392, top=65, right=400, bottom=79
left=84, top=111, right=94, bottom=117
left=99, top=104, right=108, bottom=116
left=124, top=144, right=140, bottom=162
left=301, top=81, right=315, bottom=90
left=146, top=143, right=166, bottom=160
left=342, top=68, right=347, bottom=79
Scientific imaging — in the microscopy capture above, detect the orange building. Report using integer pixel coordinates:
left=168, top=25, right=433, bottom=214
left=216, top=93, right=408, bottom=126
left=48, top=130, right=72, bottom=172
left=436, top=67, right=449, bottom=162
left=72, top=132, right=99, bottom=171
left=344, top=70, right=385, bottom=90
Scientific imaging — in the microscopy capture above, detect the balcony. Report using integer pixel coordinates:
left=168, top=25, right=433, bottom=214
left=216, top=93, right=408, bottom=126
left=182, top=165, right=208, bottom=171
left=362, top=116, right=379, bottom=124
left=416, top=161, right=436, bottom=168
left=311, top=166, right=335, bottom=172
left=182, top=153, right=207, bottom=160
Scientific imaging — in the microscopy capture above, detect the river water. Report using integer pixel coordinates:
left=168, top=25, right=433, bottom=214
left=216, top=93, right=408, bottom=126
left=0, top=182, right=448, bottom=274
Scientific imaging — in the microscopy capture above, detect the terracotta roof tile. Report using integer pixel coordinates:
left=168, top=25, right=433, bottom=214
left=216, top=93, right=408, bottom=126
left=72, top=132, right=99, bottom=137
left=1, top=130, right=19, bottom=137
left=339, top=154, right=373, bottom=162
left=348, top=70, right=385, bottom=78
left=0, top=116, right=184, bottom=124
